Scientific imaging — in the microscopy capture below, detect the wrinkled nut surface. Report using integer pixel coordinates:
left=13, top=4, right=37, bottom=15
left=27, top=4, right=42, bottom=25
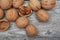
left=0, top=20, right=9, bottom=32
left=13, top=0, right=24, bottom=8
left=0, top=1, right=1, bottom=6
left=16, top=16, right=29, bottom=28
left=26, top=24, right=37, bottom=37
left=29, top=0, right=41, bottom=11
left=0, top=0, right=12, bottom=9
left=36, top=9, right=49, bottom=22
left=41, top=0, right=56, bottom=10
left=0, top=9, right=4, bottom=19
left=6, top=9, right=18, bottom=21
left=19, top=6, right=32, bottom=16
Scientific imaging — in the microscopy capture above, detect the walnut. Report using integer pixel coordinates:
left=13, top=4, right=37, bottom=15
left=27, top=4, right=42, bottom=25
left=29, top=0, right=41, bottom=11
left=6, top=9, right=19, bottom=21
left=41, top=0, right=56, bottom=10
left=0, top=0, right=12, bottom=9
left=16, top=16, right=29, bottom=28
left=36, top=9, right=49, bottom=22
left=0, top=9, right=4, bottom=19
left=13, top=0, right=24, bottom=8
left=19, top=6, right=32, bottom=16
left=26, top=24, right=37, bottom=37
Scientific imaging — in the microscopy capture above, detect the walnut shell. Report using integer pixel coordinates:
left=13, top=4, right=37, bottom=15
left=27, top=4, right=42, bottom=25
left=0, top=9, right=4, bottom=19
left=0, top=1, right=1, bottom=6
left=41, top=0, right=56, bottom=10
left=0, top=20, right=9, bottom=32
left=19, top=6, right=32, bottom=16
left=16, top=16, right=29, bottom=28
left=26, top=24, right=37, bottom=37
left=13, top=0, right=24, bottom=8
left=6, top=9, right=18, bottom=21
left=36, top=9, right=49, bottom=22
left=29, top=0, right=41, bottom=11
left=0, top=0, right=12, bottom=9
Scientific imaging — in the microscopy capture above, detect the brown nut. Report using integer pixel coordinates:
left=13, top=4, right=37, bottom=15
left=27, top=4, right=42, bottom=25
left=6, top=9, right=19, bottom=21
left=26, top=24, right=37, bottom=37
left=29, top=0, right=41, bottom=11
left=36, top=9, right=49, bottom=22
left=0, top=9, right=4, bottom=19
left=16, top=16, right=29, bottom=28
left=0, top=20, right=9, bottom=32
left=41, top=0, right=56, bottom=10
left=0, top=1, right=1, bottom=6
left=19, top=6, right=32, bottom=16
left=0, top=0, right=12, bottom=9
left=13, top=0, right=24, bottom=8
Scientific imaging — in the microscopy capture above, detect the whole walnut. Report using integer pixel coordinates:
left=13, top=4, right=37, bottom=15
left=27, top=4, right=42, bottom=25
left=6, top=9, right=18, bottom=21
left=19, top=6, right=32, bottom=16
left=36, top=9, right=49, bottom=22
left=26, top=24, right=37, bottom=37
left=16, top=16, right=29, bottom=28
left=13, top=0, right=24, bottom=8
left=41, top=0, right=56, bottom=10
left=0, top=9, right=4, bottom=19
left=29, top=0, right=41, bottom=11
left=0, top=0, right=12, bottom=9
left=0, top=20, right=9, bottom=32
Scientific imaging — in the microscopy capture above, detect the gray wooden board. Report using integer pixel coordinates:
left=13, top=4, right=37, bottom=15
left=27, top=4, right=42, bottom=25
left=0, top=1, right=60, bottom=40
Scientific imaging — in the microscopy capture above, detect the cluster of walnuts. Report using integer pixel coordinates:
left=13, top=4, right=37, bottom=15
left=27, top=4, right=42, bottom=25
left=0, top=0, right=56, bottom=37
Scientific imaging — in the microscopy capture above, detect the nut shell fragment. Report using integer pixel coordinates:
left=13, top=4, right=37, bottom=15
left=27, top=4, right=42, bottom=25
left=0, top=20, right=9, bottom=32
